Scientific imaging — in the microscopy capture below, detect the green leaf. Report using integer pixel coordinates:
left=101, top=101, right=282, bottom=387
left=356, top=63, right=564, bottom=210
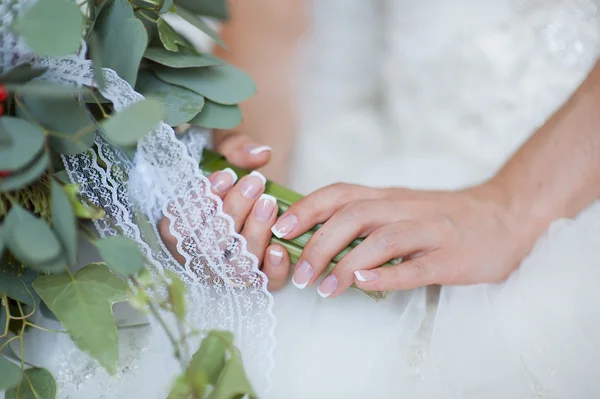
left=173, top=6, right=226, bottom=48
left=0, top=117, right=45, bottom=171
left=0, top=356, right=21, bottom=391
left=0, top=152, right=49, bottom=193
left=100, top=98, right=165, bottom=147
left=144, top=46, right=222, bottom=68
left=157, top=18, right=194, bottom=52
left=166, top=374, right=192, bottom=399
left=95, top=236, right=144, bottom=277
left=0, top=64, right=47, bottom=83
left=0, top=269, right=40, bottom=306
left=7, top=81, right=89, bottom=98
left=17, top=96, right=95, bottom=155
left=7, top=209, right=62, bottom=267
left=166, top=271, right=186, bottom=320
left=62, top=184, right=106, bottom=220
left=94, top=0, right=148, bottom=85
left=153, top=65, right=256, bottom=105
left=159, top=0, right=174, bottom=14
left=13, top=0, right=84, bottom=57
left=5, top=367, right=57, bottom=399
left=136, top=70, right=204, bottom=126
left=190, top=330, right=233, bottom=384
left=189, top=100, right=241, bottom=129
left=209, top=347, right=256, bottom=399
left=88, top=31, right=106, bottom=90
left=174, top=0, right=229, bottom=20
left=51, top=180, right=77, bottom=266
left=32, top=263, right=129, bottom=374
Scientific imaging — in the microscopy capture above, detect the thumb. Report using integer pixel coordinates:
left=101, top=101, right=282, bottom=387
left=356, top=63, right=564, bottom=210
left=212, top=130, right=272, bottom=170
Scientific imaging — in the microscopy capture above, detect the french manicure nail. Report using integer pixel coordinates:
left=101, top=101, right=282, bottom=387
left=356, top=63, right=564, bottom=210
left=354, top=270, right=379, bottom=282
left=271, top=214, right=298, bottom=238
left=245, top=144, right=273, bottom=155
left=292, top=260, right=313, bottom=289
left=255, top=194, right=277, bottom=222
left=240, top=171, right=266, bottom=199
left=209, top=168, right=237, bottom=194
left=268, top=248, right=284, bottom=267
left=317, top=274, right=338, bottom=298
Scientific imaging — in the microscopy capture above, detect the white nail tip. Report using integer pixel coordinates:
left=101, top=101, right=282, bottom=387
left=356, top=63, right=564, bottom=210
left=248, top=145, right=273, bottom=155
left=317, top=286, right=331, bottom=298
left=354, top=270, right=367, bottom=282
left=269, top=249, right=284, bottom=258
left=291, top=277, right=308, bottom=290
left=271, top=226, right=287, bottom=239
left=249, top=170, right=267, bottom=185
left=222, top=168, right=238, bottom=183
left=260, top=193, right=277, bottom=206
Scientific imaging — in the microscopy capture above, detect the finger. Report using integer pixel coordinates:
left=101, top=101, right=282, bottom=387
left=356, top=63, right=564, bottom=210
left=222, top=171, right=266, bottom=232
left=293, top=200, right=409, bottom=289
left=158, top=216, right=185, bottom=265
left=241, top=194, right=278, bottom=262
left=317, top=221, right=439, bottom=297
left=353, top=251, right=446, bottom=292
left=271, top=183, right=383, bottom=240
left=213, top=130, right=272, bottom=170
left=207, top=168, right=238, bottom=199
left=263, top=244, right=291, bottom=292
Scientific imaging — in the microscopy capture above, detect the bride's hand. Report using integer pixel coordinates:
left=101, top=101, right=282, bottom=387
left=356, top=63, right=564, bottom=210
left=159, top=133, right=291, bottom=291
left=270, top=183, right=536, bottom=297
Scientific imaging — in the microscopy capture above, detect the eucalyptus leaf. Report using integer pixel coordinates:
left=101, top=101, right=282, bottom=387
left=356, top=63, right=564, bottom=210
left=0, top=122, right=11, bottom=146
left=154, top=65, right=256, bottom=105
left=62, top=184, right=106, bottom=220
left=159, top=0, right=174, bottom=13
left=0, top=356, right=21, bottom=391
left=0, top=117, right=45, bottom=171
left=17, top=95, right=95, bottom=155
left=157, top=18, right=194, bottom=51
left=5, top=367, right=56, bottom=399
left=209, top=347, right=256, bottom=399
left=0, top=269, right=40, bottom=306
left=144, top=47, right=222, bottom=68
left=174, top=0, right=229, bottom=20
left=51, top=180, right=77, bottom=266
left=189, top=100, right=241, bottom=129
left=8, top=210, right=62, bottom=266
left=0, top=64, right=46, bottom=83
left=95, top=236, right=144, bottom=277
left=94, top=0, right=148, bottom=85
left=174, top=6, right=226, bottom=48
left=88, top=31, right=106, bottom=90
left=13, top=0, right=84, bottom=57
left=166, top=271, right=186, bottom=320
left=190, top=330, right=233, bottom=384
left=32, top=263, right=129, bottom=374
left=7, top=81, right=88, bottom=98
left=0, top=152, right=49, bottom=193
left=136, top=70, right=204, bottom=126
left=100, top=98, right=165, bottom=147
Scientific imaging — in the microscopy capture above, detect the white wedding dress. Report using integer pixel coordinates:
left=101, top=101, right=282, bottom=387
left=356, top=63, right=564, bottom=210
left=267, top=0, right=600, bottom=398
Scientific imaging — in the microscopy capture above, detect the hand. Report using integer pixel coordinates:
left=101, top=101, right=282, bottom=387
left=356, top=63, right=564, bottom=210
left=159, top=131, right=291, bottom=291
left=270, top=182, right=536, bottom=297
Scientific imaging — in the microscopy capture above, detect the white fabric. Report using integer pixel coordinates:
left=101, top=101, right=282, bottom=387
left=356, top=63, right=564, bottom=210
left=272, top=0, right=600, bottom=398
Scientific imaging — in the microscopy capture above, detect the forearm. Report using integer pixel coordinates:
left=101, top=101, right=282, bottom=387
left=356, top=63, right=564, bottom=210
left=213, top=0, right=307, bottom=184
left=490, top=60, right=600, bottom=236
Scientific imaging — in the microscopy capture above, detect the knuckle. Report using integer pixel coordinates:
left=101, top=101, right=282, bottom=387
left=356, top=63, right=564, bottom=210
left=338, top=202, right=365, bottom=229
left=158, top=217, right=176, bottom=245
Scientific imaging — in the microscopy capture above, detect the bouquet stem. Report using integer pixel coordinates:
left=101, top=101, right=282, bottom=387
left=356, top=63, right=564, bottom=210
left=199, top=149, right=388, bottom=301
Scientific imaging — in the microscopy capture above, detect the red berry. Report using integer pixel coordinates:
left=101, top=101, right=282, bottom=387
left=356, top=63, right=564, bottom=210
left=0, top=171, right=10, bottom=178
left=0, top=84, right=7, bottom=102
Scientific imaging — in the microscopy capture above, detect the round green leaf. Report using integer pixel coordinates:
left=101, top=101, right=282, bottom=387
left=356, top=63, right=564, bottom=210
left=0, top=356, right=22, bottom=391
left=13, top=0, right=84, bottom=57
left=190, top=330, right=233, bottom=384
left=9, top=212, right=62, bottom=265
left=95, top=236, right=144, bottom=276
left=189, top=100, right=241, bottom=129
left=0, top=64, right=47, bottom=83
left=0, top=117, right=45, bottom=170
left=144, top=47, right=223, bottom=68
left=0, top=269, right=40, bottom=306
left=51, top=180, right=77, bottom=265
left=157, top=18, right=194, bottom=52
left=209, top=347, right=257, bottom=399
left=174, top=0, right=229, bottom=19
left=5, top=367, right=57, bottom=399
left=6, top=81, right=88, bottom=98
left=153, top=64, right=256, bottom=105
left=166, top=270, right=186, bottom=320
left=100, top=98, right=165, bottom=147
left=136, top=70, right=204, bottom=126
left=0, top=152, right=49, bottom=193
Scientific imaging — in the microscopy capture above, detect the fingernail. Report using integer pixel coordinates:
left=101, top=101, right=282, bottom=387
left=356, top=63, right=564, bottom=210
left=268, top=248, right=284, bottom=267
left=317, top=274, right=338, bottom=298
left=271, top=214, right=298, bottom=238
left=209, top=168, right=237, bottom=194
left=240, top=171, right=266, bottom=199
left=245, top=144, right=273, bottom=155
left=255, top=194, right=277, bottom=222
left=292, top=260, right=313, bottom=289
left=354, top=270, right=379, bottom=282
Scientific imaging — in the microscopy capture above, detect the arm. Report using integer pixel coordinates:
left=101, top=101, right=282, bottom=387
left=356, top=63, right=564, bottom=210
left=213, top=0, right=308, bottom=184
